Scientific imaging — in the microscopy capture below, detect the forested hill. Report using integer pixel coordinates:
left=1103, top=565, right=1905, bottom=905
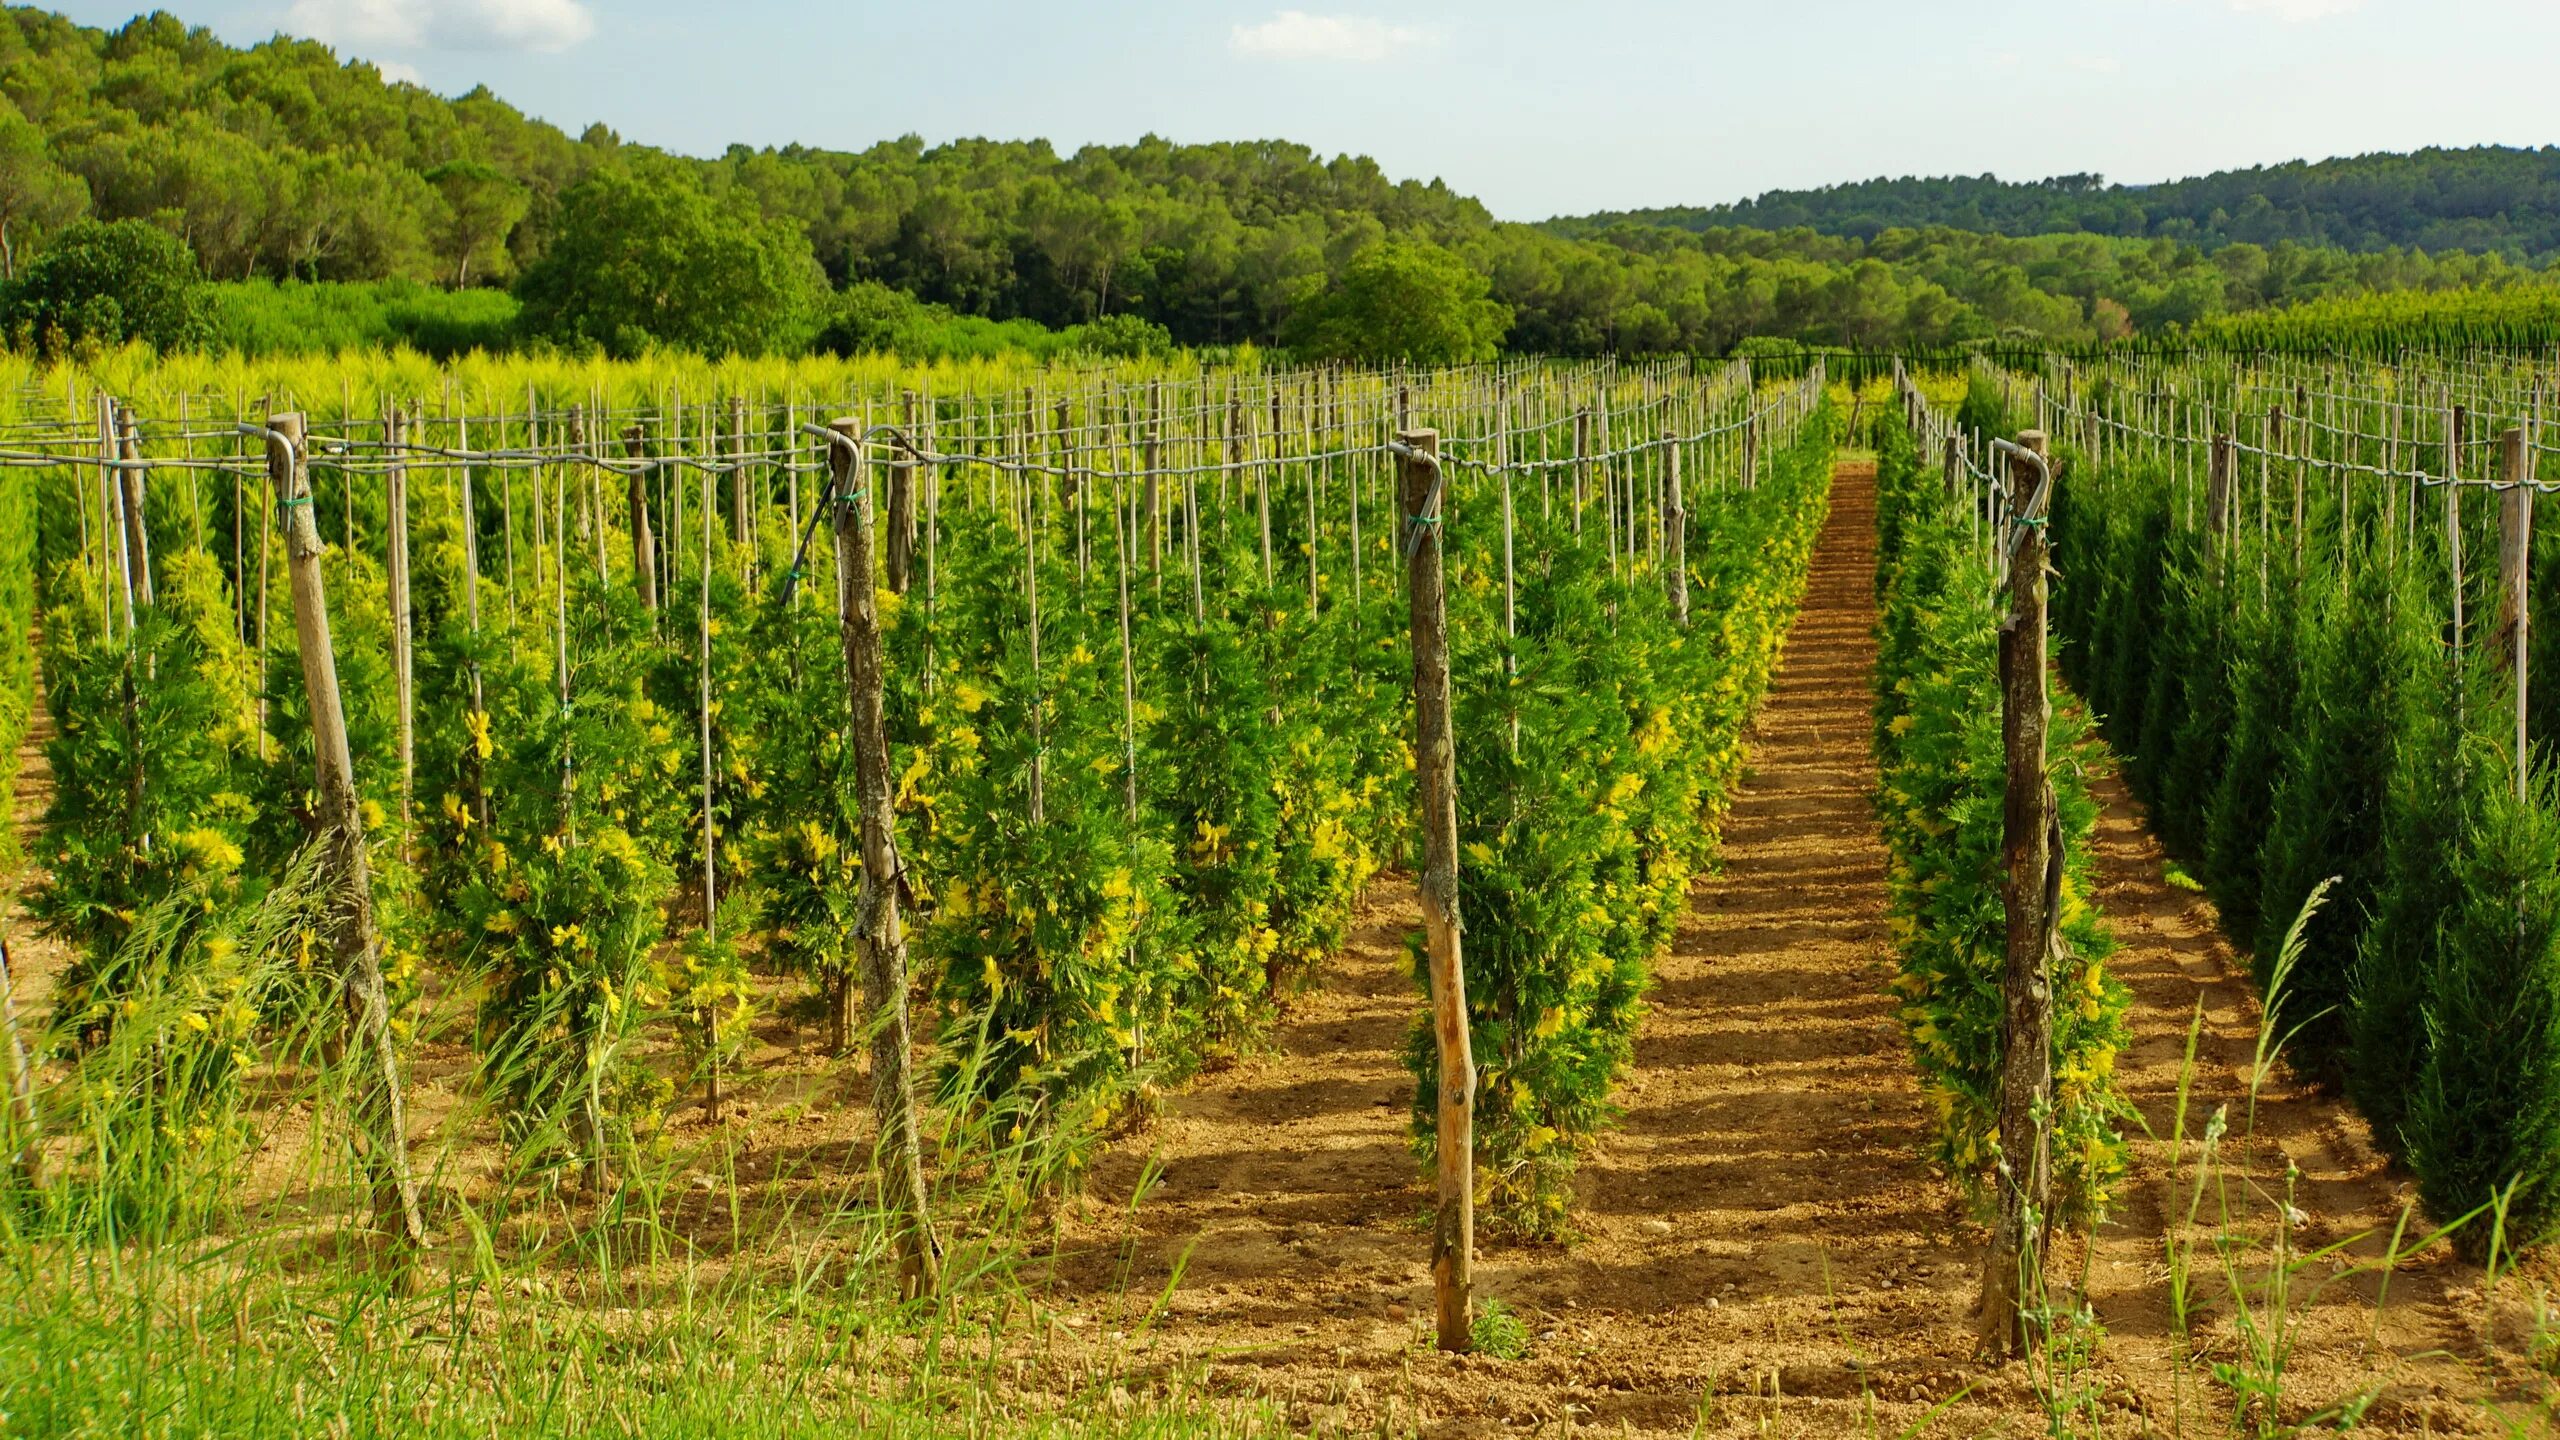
left=1550, top=147, right=2560, bottom=259
left=2, top=5, right=2558, bottom=358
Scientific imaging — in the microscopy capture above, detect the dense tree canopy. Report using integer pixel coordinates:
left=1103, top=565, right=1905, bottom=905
left=1, top=216, right=205, bottom=353
left=514, top=162, right=823, bottom=357
left=1283, top=239, right=1511, bottom=364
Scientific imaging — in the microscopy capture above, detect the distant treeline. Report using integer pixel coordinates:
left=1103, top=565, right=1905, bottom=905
left=1559, top=149, right=2560, bottom=258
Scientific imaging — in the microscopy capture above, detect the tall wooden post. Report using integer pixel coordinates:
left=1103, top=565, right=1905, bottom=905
left=827, top=420, right=941, bottom=1301
left=2500, top=426, right=2533, bottom=792
left=729, top=393, right=752, bottom=551
left=622, top=424, right=658, bottom=613
left=1979, top=429, right=2056, bottom=1360
left=886, top=390, right=919, bottom=594
left=260, top=413, right=425, bottom=1251
left=1572, top=406, right=1591, bottom=534
left=2451, top=405, right=2468, bottom=660
left=2206, top=432, right=2235, bottom=573
left=386, top=405, right=414, bottom=826
left=1146, top=380, right=1165, bottom=586
left=114, top=405, right=153, bottom=611
left=0, top=933, right=41, bottom=1188
left=1665, top=441, right=1689, bottom=626
left=1400, top=428, right=1472, bottom=1353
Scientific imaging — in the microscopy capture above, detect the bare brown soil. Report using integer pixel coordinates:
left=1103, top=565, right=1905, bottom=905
left=2071, top=755, right=2549, bottom=1436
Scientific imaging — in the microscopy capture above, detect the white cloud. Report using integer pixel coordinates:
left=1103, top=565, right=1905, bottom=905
left=2065, top=54, right=2122, bottom=73
left=285, top=0, right=597, bottom=53
left=1229, top=11, right=1439, bottom=64
left=374, top=57, right=424, bottom=85
left=2226, top=0, right=2360, bottom=21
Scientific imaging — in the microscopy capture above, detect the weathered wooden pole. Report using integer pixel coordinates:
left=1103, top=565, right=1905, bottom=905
left=2451, top=405, right=2468, bottom=659
left=260, top=413, right=426, bottom=1251
left=886, top=390, right=919, bottom=594
left=729, top=392, right=752, bottom=552
left=114, top=405, right=153, bottom=612
left=0, top=932, right=41, bottom=1189
left=2206, top=431, right=2235, bottom=574
left=1665, top=440, right=1689, bottom=627
left=827, top=419, right=942, bottom=1301
left=2500, top=426, right=2533, bottom=792
left=1572, top=405, right=1591, bottom=534
left=1979, top=429, right=2056, bottom=1360
left=1400, top=427, right=1473, bottom=1353
left=386, top=405, right=415, bottom=826
left=622, top=424, right=659, bottom=613
left=1146, top=380, right=1166, bottom=589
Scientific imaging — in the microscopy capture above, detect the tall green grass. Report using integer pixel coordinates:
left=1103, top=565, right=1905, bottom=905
left=204, top=280, right=520, bottom=359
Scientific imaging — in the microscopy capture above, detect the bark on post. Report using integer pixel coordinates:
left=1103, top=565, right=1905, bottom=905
left=386, top=405, right=414, bottom=826
left=2451, top=405, right=2467, bottom=660
left=0, top=932, right=41, bottom=1188
left=826, top=419, right=942, bottom=1302
left=622, top=424, right=658, bottom=613
left=2206, top=432, right=2235, bottom=572
left=1400, top=427, right=1473, bottom=1353
left=260, top=412, right=426, bottom=1252
left=2500, top=426, right=2533, bottom=793
left=1979, top=429, right=2056, bottom=1360
left=886, top=390, right=919, bottom=594
left=1665, top=440, right=1690, bottom=627
left=1146, top=380, right=1166, bottom=585
left=1572, top=406, right=1591, bottom=534
left=114, top=405, right=153, bottom=611
left=729, top=393, right=752, bottom=552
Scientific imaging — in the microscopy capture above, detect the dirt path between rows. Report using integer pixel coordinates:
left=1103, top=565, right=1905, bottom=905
left=1061, top=461, right=2018, bottom=1436
left=1053, top=460, right=2552, bottom=1437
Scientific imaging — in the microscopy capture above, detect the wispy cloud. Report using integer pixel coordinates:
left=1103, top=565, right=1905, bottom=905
left=373, top=57, right=424, bottom=85
left=285, top=0, right=597, bottom=54
left=1991, top=50, right=2119, bottom=73
left=1229, top=11, right=1440, bottom=64
left=2226, top=0, right=2360, bottom=22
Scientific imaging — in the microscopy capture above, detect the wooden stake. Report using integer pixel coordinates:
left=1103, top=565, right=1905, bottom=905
left=2500, top=426, right=2533, bottom=792
left=1400, top=427, right=1473, bottom=1353
left=826, top=420, right=942, bottom=1301
left=1979, top=429, right=2056, bottom=1361
left=622, top=425, right=659, bottom=613
left=2451, top=405, right=2468, bottom=660
left=1665, top=440, right=1688, bottom=626
left=114, top=405, right=152, bottom=612
left=887, top=391, right=919, bottom=594
left=2206, top=432, right=2234, bottom=571
left=260, top=413, right=426, bottom=1252
left=0, top=932, right=41, bottom=1189
left=386, top=406, right=414, bottom=827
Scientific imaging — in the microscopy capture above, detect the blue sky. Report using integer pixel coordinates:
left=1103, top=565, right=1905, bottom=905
left=44, top=0, right=2560, bottom=220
